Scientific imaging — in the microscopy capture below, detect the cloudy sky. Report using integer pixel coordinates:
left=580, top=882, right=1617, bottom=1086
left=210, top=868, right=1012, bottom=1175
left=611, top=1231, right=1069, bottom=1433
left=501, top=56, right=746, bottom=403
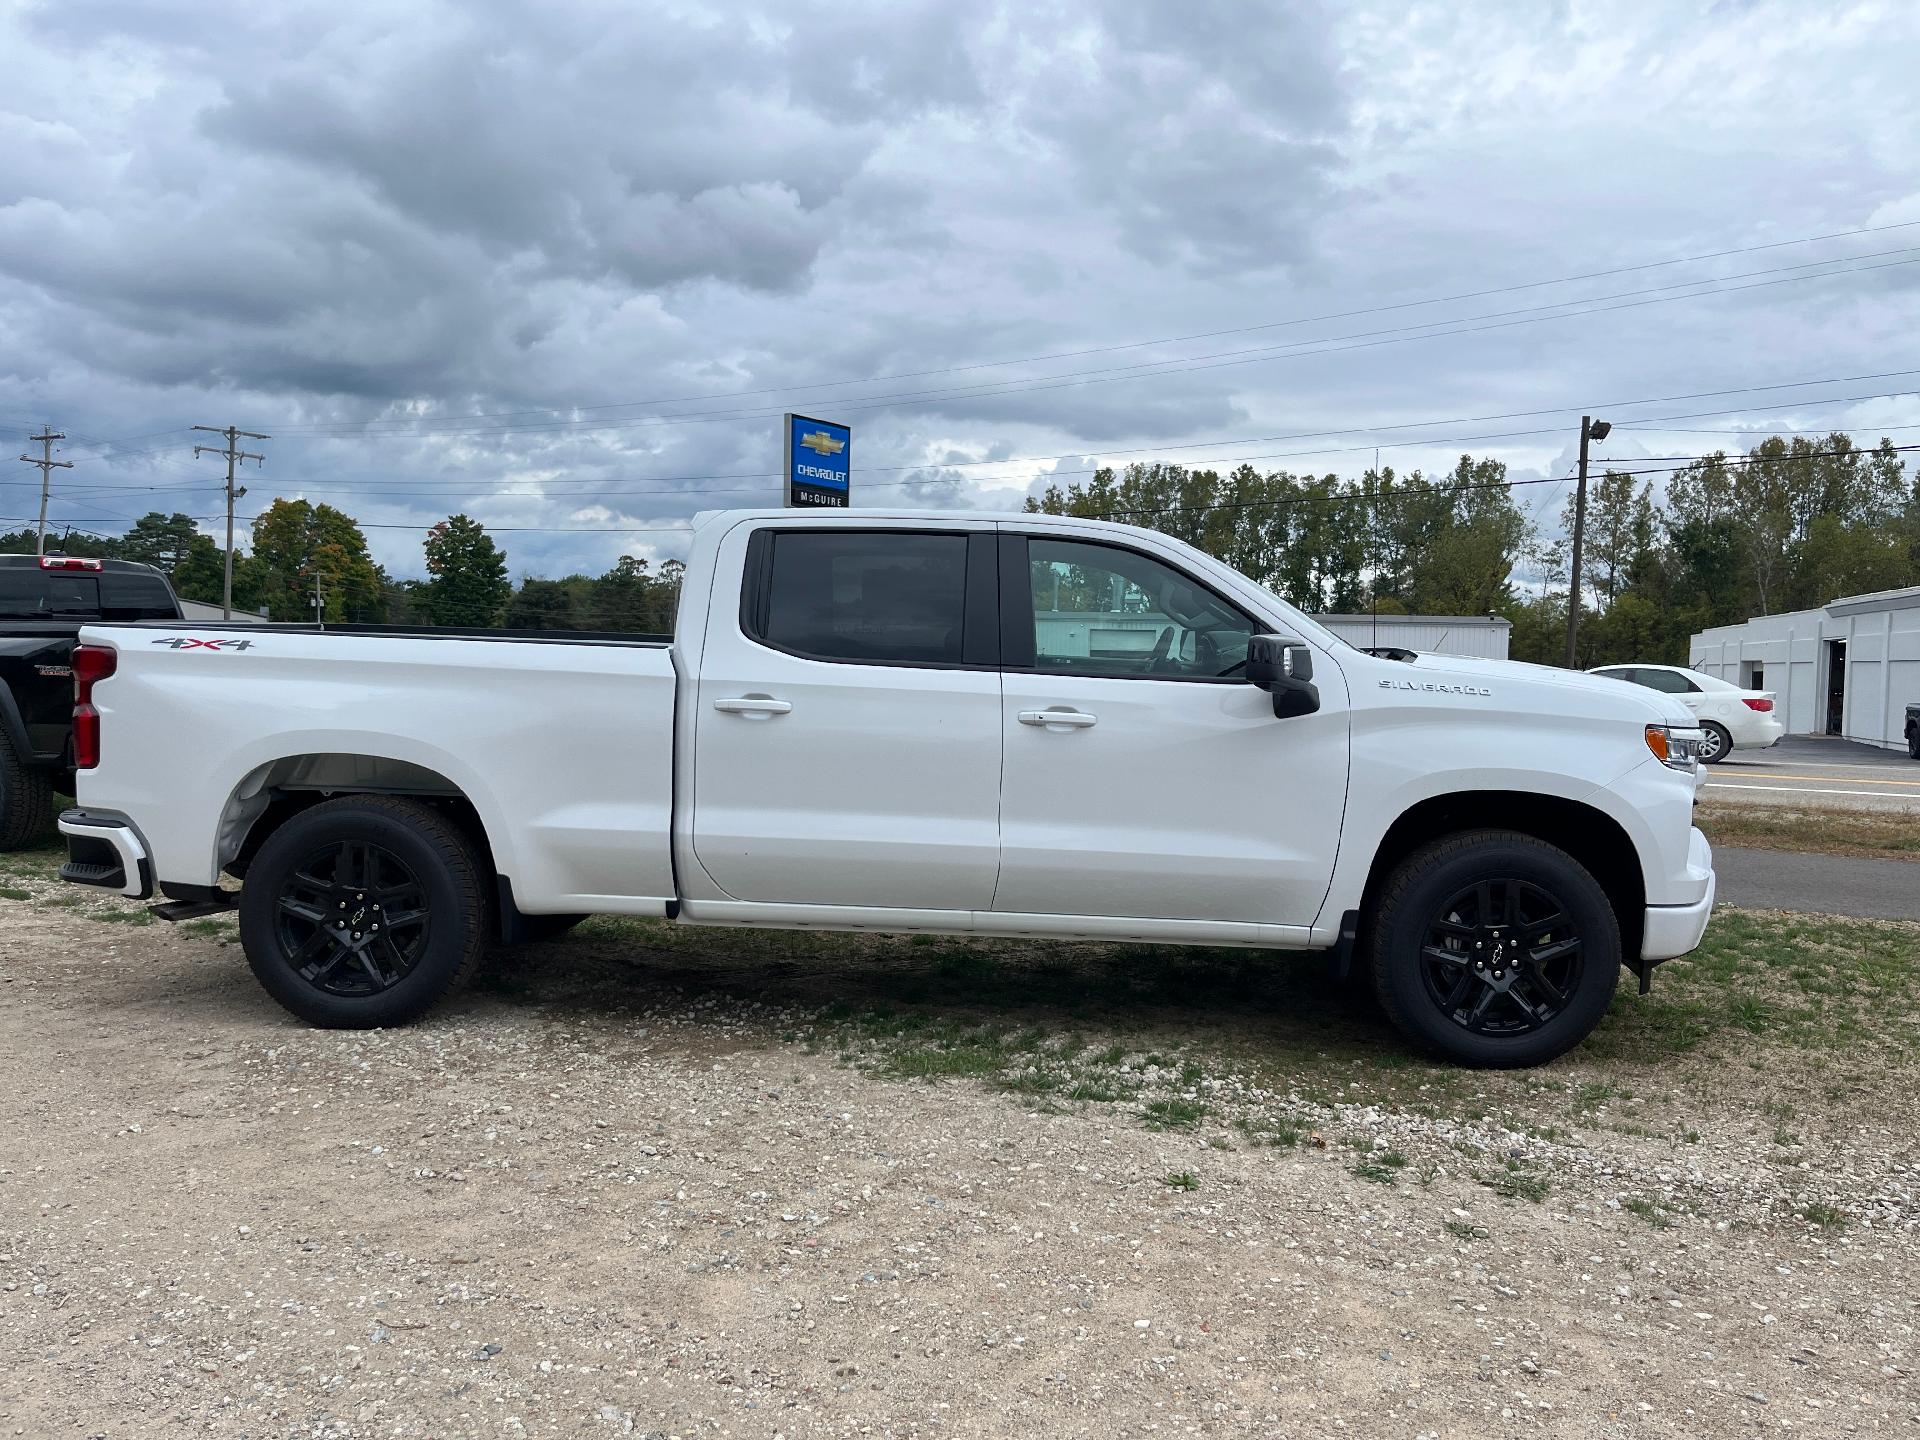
left=2, top=0, right=1917, bottom=581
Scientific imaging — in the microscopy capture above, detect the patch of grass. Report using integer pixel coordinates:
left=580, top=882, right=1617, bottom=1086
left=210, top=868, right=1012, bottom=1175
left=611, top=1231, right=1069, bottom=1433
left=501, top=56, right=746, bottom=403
left=880, top=1043, right=1006, bottom=1081
left=1235, top=1114, right=1303, bottom=1148
left=0, top=885, right=32, bottom=901
left=1584, top=908, right=1920, bottom=1061
left=1571, top=1081, right=1620, bottom=1116
left=1695, top=802, right=1920, bottom=863
left=1480, top=1159, right=1550, bottom=1204
left=1443, top=1219, right=1488, bottom=1241
left=1141, top=1098, right=1207, bottom=1132
left=1161, top=1171, right=1199, bottom=1192
left=90, top=908, right=152, bottom=926
left=1798, top=1201, right=1848, bottom=1230
left=1066, top=1075, right=1137, bottom=1103
left=1623, top=1197, right=1673, bottom=1229
left=1350, top=1159, right=1399, bottom=1185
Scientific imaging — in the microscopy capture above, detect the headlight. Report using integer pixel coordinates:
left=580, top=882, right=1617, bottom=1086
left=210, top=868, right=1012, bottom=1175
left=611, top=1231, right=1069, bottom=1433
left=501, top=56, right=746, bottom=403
left=1644, top=723, right=1703, bottom=772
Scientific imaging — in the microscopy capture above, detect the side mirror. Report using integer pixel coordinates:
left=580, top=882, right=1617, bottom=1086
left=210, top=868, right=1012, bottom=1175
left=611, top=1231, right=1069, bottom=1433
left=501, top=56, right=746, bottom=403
left=1245, top=633, right=1320, bottom=719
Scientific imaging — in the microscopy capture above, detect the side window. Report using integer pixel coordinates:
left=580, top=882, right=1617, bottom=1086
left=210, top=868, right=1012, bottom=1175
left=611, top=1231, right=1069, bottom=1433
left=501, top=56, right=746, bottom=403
left=1637, top=668, right=1692, bottom=694
left=1026, top=538, right=1253, bottom=679
left=756, top=531, right=969, bottom=666
left=98, top=572, right=178, bottom=621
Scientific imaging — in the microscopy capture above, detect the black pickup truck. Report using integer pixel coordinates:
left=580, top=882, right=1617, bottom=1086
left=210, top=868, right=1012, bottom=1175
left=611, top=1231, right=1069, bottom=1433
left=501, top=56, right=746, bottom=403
left=0, top=554, right=183, bottom=848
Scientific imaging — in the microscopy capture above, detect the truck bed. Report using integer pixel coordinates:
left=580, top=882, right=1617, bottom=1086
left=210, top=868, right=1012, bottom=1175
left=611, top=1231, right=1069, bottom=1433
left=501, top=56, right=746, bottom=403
left=77, top=621, right=681, bottom=915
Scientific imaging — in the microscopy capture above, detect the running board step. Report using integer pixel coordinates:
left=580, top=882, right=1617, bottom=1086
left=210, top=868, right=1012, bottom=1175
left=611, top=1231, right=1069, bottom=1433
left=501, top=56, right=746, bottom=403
left=150, top=896, right=239, bottom=922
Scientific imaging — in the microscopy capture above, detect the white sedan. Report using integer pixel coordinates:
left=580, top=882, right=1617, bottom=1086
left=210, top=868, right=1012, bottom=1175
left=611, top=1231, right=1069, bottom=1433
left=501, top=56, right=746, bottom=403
left=1587, top=664, right=1784, bottom=763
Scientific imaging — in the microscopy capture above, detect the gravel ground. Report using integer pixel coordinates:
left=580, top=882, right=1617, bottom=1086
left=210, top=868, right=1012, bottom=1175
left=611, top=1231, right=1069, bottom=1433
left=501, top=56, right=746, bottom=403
left=2, top=891, right=1918, bottom=1439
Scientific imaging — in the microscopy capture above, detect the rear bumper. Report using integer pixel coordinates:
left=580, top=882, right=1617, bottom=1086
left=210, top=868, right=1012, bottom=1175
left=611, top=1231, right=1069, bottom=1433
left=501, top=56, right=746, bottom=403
left=1734, top=716, right=1786, bottom=748
left=1641, top=827, right=1715, bottom=962
left=57, top=807, right=153, bottom=900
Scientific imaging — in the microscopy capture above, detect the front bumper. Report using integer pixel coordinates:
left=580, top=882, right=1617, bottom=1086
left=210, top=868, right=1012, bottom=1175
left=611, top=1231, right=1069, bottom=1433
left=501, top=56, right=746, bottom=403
left=1641, top=826, right=1715, bottom=963
left=57, top=808, right=153, bottom=900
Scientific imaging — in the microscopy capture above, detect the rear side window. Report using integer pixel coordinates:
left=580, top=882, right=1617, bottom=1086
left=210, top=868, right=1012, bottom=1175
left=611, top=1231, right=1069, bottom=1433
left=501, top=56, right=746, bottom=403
left=0, top=570, right=98, bottom=618
left=1636, top=668, right=1699, bottom=694
left=753, top=532, right=969, bottom=666
left=98, top=572, right=178, bottom=620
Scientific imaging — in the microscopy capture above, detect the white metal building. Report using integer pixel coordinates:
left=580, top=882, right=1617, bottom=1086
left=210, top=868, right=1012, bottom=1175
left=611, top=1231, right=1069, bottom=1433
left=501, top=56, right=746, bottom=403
left=1033, top=608, right=1511, bottom=662
left=178, top=599, right=268, bottom=625
left=1313, top=612, right=1512, bottom=660
left=1690, top=585, right=1920, bottom=750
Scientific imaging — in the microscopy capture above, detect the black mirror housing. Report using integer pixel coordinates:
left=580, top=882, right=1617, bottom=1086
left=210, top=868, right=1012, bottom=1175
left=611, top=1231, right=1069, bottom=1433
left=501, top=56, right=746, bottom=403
left=1245, top=633, right=1320, bottom=718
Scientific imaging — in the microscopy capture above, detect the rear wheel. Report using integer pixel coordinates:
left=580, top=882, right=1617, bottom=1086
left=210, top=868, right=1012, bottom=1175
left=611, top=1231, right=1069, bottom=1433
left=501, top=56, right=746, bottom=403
left=0, top=730, right=54, bottom=852
left=1697, top=721, right=1731, bottom=764
left=1907, top=725, right=1919, bottom=761
left=238, top=796, right=490, bottom=1028
left=1369, top=831, right=1620, bottom=1067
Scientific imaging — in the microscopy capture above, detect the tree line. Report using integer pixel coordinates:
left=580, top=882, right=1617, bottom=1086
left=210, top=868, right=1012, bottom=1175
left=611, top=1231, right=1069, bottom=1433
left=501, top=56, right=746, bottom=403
left=1028, top=433, right=1916, bottom=666
left=0, top=499, right=682, bottom=634
left=4, top=431, right=1910, bottom=665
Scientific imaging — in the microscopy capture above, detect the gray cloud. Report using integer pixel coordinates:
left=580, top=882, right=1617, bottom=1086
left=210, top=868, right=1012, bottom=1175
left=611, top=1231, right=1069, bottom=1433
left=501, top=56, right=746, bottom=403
left=0, top=0, right=1916, bottom=580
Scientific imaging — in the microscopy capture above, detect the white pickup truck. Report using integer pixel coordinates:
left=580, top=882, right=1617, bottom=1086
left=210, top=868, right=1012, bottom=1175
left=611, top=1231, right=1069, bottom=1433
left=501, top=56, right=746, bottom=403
left=58, top=508, right=1715, bottom=1066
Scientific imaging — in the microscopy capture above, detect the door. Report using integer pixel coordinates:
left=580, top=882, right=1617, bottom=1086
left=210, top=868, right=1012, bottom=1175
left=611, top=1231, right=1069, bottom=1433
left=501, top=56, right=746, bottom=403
left=993, top=532, right=1348, bottom=926
left=690, top=525, right=1003, bottom=911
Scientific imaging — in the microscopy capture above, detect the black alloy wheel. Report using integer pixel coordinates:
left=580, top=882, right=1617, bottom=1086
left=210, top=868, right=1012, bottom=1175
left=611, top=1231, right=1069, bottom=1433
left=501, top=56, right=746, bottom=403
left=239, top=795, right=489, bottom=1029
left=1419, top=877, right=1583, bottom=1037
left=274, top=839, right=432, bottom=998
left=1368, top=830, right=1620, bottom=1067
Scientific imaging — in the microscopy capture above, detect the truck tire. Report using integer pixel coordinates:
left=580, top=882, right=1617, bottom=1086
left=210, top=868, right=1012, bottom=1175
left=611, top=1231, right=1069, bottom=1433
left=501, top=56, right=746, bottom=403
left=1696, top=721, right=1732, bottom=765
left=1908, top=725, right=1919, bottom=761
left=238, top=796, right=491, bottom=1029
left=0, top=730, right=55, bottom=852
left=1368, top=830, right=1621, bottom=1068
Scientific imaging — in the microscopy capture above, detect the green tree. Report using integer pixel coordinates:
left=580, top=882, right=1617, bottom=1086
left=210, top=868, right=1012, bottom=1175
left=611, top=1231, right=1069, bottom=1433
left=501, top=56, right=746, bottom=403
left=118, top=512, right=203, bottom=571
left=250, top=499, right=385, bottom=623
left=420, top=514, right=510, bottom=627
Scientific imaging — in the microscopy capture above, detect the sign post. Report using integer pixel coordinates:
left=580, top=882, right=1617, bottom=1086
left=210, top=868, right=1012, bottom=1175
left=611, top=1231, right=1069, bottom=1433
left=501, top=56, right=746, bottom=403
left=784, top=414, right=851, bottom=508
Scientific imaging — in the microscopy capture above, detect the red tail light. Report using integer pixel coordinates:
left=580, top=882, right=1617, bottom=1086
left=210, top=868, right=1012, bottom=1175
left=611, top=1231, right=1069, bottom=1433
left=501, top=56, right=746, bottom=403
left=1742, top=697, right=1774, bottom=712
left=40, top=555, right=103, bottom=571
left=72, top=643, right=117, bottom=769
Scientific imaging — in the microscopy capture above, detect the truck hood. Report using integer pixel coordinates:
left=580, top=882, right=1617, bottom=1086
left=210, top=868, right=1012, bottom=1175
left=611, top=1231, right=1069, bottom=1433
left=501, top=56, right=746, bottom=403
left=1361, top=649, right=1696, bottom=727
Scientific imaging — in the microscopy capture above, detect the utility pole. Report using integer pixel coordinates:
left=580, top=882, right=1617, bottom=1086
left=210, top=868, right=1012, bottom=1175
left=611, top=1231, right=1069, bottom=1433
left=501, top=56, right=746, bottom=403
left=16, top=429, right=73, bottom=556
left=310, top=571, right=326, bottom=631
left=1563, top=415, right=1610, bottom=668
left=192, top=425, right=269, bottom=620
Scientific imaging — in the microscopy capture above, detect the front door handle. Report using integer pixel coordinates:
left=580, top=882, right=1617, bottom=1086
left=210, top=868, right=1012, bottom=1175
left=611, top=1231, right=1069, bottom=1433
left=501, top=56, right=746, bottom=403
left=714, top=695, right=792, bottom=717
left=1018, top=707, right=1098, bottom=730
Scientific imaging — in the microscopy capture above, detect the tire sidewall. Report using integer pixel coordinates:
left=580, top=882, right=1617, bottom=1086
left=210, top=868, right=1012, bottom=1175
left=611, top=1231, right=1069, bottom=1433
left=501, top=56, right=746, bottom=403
left=1699, top=722, right=1731, bottom=764
left=239, top=801, right=481, bottom=1028
left=1372, top=836, right=1620, bottom=1068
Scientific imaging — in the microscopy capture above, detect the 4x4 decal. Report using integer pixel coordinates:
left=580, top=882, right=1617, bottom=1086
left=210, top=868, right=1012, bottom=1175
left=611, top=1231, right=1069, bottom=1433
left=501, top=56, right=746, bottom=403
left=151, top=637, right=256, bottom=651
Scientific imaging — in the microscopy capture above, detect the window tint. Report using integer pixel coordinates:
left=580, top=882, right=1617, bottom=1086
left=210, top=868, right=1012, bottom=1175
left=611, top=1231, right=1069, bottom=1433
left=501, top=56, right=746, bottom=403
left=1635, top=668, right=1696, bottom=694
left=1027, top=538, right=1253, bottom=679
left=0, top=570, right=98, bottom=618
left=98, top=572, right=178, bottom=621
left=759, top=532, right=968, bottom=666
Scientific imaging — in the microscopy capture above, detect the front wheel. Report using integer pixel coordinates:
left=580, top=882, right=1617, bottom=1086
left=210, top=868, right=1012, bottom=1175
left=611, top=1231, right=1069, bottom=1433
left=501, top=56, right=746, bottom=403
left=1368, top=831, right=1621, bottom=1068
left=238, top=796, right=490, bottom=1028
left=1697, top=721, right=1731, bottom=764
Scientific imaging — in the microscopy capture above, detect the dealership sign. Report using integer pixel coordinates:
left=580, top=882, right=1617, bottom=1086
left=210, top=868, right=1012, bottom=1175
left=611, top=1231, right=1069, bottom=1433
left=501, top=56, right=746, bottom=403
left=784, top=414, right=850, bottom=508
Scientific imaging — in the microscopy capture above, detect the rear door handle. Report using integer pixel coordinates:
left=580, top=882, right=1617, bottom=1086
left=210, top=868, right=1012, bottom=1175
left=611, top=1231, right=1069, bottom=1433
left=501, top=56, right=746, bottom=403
left=714, top=696, right=792, bottom=717
left=1018, top=707, right=1098, bottom=730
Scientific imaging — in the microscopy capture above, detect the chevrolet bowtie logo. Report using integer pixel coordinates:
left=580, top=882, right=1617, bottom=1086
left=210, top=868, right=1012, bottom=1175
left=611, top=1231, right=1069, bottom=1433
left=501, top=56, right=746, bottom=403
left=799, top=430, right=845, bottom=457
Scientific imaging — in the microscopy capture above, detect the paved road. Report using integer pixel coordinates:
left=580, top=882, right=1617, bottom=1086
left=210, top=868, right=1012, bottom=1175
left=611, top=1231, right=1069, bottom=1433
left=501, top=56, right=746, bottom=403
left=1700, top=733, right=1920, bottom=813
left=1714, top=844, right=1920, bottom=921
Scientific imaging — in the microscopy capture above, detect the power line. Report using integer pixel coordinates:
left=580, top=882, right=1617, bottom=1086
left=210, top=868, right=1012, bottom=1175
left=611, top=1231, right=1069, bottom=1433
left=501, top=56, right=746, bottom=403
left=39, top=370, right=1920, bottom=507
left=15, top=428, right=73, bottom=557
left=249, top=250, right=1920, bottom=443
left=192, top=425, right=269, bottom=619
left=204, top=217, right=1920, bottom=438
